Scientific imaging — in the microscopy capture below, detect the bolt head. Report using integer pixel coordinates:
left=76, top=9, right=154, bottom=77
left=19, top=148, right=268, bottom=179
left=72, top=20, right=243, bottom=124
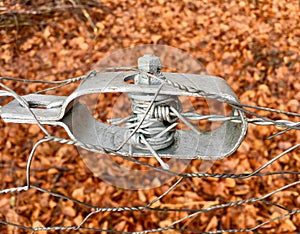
left=138, top=54, right=162, bottom=74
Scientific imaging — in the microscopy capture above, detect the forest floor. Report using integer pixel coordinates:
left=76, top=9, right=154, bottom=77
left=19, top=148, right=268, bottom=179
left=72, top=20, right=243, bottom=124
left=0, top=1, right=300, bottom=233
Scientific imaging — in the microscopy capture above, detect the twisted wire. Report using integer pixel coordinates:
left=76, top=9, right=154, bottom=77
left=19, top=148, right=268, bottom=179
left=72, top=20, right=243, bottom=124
left=143, top=71, right=300, bottom=132
left=122, top=94, right=181, bottom=151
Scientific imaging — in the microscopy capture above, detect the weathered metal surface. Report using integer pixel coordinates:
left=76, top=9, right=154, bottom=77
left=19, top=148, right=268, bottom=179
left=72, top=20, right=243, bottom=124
left=0, top=55, right=247, bottom=160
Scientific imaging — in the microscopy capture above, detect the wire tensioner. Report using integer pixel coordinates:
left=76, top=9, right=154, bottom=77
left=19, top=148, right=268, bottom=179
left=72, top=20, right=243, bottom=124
left=0, top=55, right=247, bottom=168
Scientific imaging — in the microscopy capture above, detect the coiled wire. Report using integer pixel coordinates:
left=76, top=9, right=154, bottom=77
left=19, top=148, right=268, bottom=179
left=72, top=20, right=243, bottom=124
left=125, top=93, right=182, bottom=151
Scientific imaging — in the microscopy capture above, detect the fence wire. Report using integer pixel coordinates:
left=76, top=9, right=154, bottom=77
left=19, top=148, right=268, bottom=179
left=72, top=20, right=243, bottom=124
left=0, top=69, right=300, bottom=233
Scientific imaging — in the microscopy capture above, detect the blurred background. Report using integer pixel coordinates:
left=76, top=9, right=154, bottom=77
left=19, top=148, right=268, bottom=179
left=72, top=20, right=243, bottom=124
left=0, top=0, right=300, bottom=233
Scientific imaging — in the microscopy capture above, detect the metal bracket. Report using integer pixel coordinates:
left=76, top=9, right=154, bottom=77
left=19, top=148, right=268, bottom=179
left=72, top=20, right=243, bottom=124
left=0, top=55, right=247, bottom=160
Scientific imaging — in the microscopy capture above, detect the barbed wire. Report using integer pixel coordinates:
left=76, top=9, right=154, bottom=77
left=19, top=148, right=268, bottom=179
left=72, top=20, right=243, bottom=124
left=0, top=69, right=299, bottom=233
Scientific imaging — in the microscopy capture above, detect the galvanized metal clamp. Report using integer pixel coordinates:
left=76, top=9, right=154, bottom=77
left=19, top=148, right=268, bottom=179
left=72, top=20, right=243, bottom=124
left=0, top=55, right=247, bottom=161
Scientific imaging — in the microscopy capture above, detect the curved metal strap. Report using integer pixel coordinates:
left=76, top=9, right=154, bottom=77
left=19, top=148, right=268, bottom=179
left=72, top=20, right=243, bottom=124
left=0, top=72, right=247, bottom=160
